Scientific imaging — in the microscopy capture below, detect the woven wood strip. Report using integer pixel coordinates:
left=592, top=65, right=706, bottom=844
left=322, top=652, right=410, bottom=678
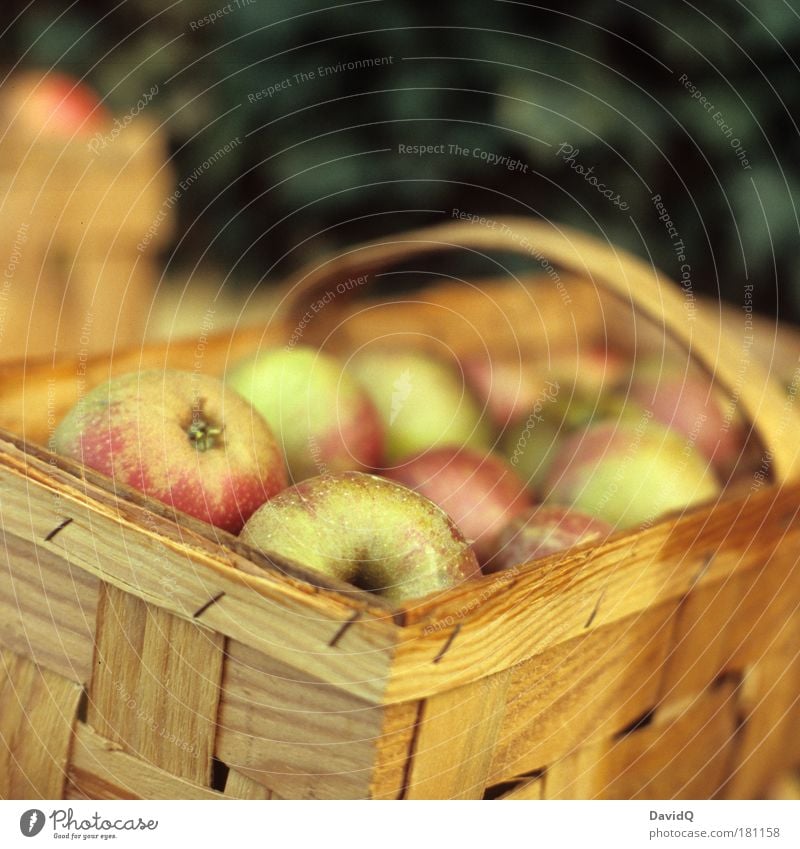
left=489, top=600, right=678, bottom=784
left=1, top=121, right=172, bottom=361
left=545, top=681, right=740, bottom=799
left=662, top=530, right=800, bottom=703
left=368, top=699, right=420, bottom=799
left=87, top=583, right=225, bottom=787
left=318, top=276, right=606, bottom=361
left=722, top=606, right=800, bottom=798
left=492, top=774, right=545, bottom=800
left=405, top=669, right=512, bottom=799
left=0, top=649, right=83, bottom=799
left=0, top=529, right=99, bottom=684
left=66, top=722, right=225, bottom=800
left=224, top=769, right=281, bottom=800
left=215, top=638, right=382, bottom=800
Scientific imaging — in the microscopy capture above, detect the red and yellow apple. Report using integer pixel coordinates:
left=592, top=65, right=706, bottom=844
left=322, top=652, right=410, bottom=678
left=52, top=369, right=286, bottom=533
left=485, top=505, right=612, bottom=573
left=499, top=389, right=633, bottom=497
left=548, top=344, right=629, bottom=395
left=460, top=355, right=544, bottom=433
left=461, top=345, right=627, bottom=437
left=544, top=417, right=720, bottom=529
left=623, top=356, right=745, bottom=476
left=383, top=446, right=533, bottom=563
left=240, top=471, right=480, bottom=603
left=228, top=346, right=384, bottom=483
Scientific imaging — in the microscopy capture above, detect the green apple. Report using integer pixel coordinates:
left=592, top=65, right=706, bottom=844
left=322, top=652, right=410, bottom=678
left=228, top=346, right=384, bottom=482
left=240, top=471, right=480, bottom=603
left=502, top=416, right=561, bottom=496
left=348, top=348, right=492, bottom=461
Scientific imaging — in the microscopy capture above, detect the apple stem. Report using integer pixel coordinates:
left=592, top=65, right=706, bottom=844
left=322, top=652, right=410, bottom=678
left=187, top=417, right=223, bottom=451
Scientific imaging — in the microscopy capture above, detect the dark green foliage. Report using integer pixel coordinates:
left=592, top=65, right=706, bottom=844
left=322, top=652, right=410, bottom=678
left=3, top=0, right=798, bottom=320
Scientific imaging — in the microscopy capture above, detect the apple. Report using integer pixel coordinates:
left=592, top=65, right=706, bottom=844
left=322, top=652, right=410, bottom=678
left=240, top=471, right=480, bottom=603
left=624, top=356, right=745, bottom=476
left=499, top=389, right=634, bottom=497
left=485, top=506, right=612, bottom=573
left=460, top=355, right=544, bottom=433
left=3, top=69, right=109, bottom=138
left=501, top=417, right=562, bottom=497
left=544, top=417, right=721, bottom=529
left=548, top=344, right=629, bottom=395
left=52, top=369, right=287, bottom=533
left=228, top=346, right=384, bottom=483
left=460, top=346, right=625, bottom=436
left=348, top=347, right=492, bottom=461
left=383, top=446, right=533, bottom=563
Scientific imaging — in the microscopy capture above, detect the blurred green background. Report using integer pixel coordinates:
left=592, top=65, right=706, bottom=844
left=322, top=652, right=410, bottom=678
left=4, top=0, right=799, bottom=321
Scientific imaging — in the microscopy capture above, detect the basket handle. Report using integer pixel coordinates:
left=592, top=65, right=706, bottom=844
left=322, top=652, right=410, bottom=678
left=281, top=216, right=799, bottom=483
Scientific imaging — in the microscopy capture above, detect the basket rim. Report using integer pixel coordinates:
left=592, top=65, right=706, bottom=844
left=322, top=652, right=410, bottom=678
left=0, top=424, right=777, bottom=628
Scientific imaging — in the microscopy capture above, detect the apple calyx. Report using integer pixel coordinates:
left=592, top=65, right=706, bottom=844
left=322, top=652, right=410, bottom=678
left=187, top=413, right=223, bottom=451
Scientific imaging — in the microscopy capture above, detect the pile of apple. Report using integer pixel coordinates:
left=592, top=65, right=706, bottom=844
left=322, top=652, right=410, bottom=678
left=53, top=341, right=739, bottom=603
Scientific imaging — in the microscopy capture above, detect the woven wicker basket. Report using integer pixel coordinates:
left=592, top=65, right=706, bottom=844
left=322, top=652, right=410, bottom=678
left=1, top=218, right=798, bottom=800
